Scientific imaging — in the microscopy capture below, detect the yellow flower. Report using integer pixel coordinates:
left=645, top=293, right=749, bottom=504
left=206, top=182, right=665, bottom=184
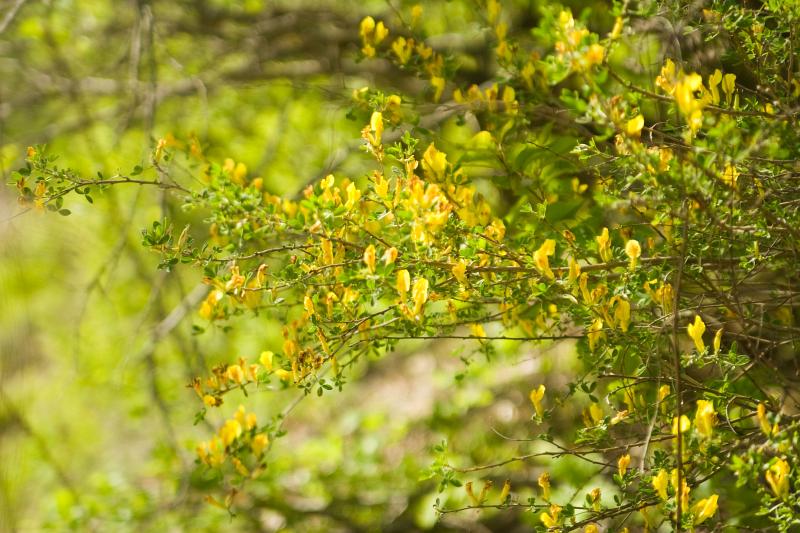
left=625, top=239, right=641, bottom=270
left=219, top=419, right=243, bottom=446
left=533, top=239, right=556, bottom=280
left=259, top=351, right=274, bottom=372
left=521, top=61, right=535, bottom=90
left=320, top=173, right=335, bottom=189
left=538, top=471, right=551, bottom=500
left=203, top=395, right=219, bottom=407
left=197, top=436, right=226, bottom=467
left=652, top=469, right=669, bottom=500
left=274, top=368, right=292, bottom=382
left=366, top=111, right=383, bottom=147
left=658, top=384, right=670, bottom=404
left=243, top=266, right=266, bottom=308
left=713, top=328, right=723, bottom=354
left=199, top=289, right=224, bottom=320
left=251, top=433, right=269, bottom=456
left=431, top=76, right=445, bottom=102
left=530, top=384, right=546, bottom=418
left=655, top=282, right=673, bottom=314
left=659, top=147, right=673, bottom=170
left=695, top=400, right=717, bottom=438
left=766, top=459, right=790, bottom=499
left=345, top=182, right=361, bottom=210
left=282, top=198, right=298, bottom=218
left=568, top=256, right=581, bottom=286
left=391, top=36, right=413, bottom=64
left=410, top=4, right=423, bottom=26
left=452, top=260, right=468, bottom=284
left=687, top=314, right=706, bottom=352
left=584, top=403, right=603, bottom=427
left=244, top=411, right=257, bottom=431
left=757, top=403, right=772, bottom=436
left=675, top=72, right=703, bottom=115
left=321, top=238, right=334, bottom=265
left=618, top=454, right=631, bottom=478
left=688, top=108, right=703, bottom=135
left=359, top=16, right=375, bottom=40
left=422, top=143, right=448, bottom=181
left=610, top=409, right=629, bottom=425
left=231, top=457, right=249, bottom=477
left=382, top=247, right=398, bottom=266
left=584, top=525, right=599, bottom=533
left=655, top=58, right=676, bottom=94
left=540, top=504, right=561, bottom=528
left=464, top=481, right=479, bottom=506
left=498, top=479, right=511, bottom=503
left=470, top=323, right=486, bottom=339
left=587, top=318, right=605, bottom=351
left=584, top=43, right=605, bottom=67
left=226, top=364, right=245, bottom=384
left=721, top=73, right=736, bottom=105
left=363, top=244, right=377, bottom=273
left=655, top=392, right=668, bottom=419
left=672, top=414, right=691, bottom=435
left=590, top=487, right=601, bottom=511
left=477, top=480, right=493, bottom=505
left=692, top=494, right=718, bottom=525
left=596, top=227, right=612, bottom=262
left=672, top=471, right=690, bottom=510
left=361, top=44, right=376, bottom=58
left=224, top=266, right=245, bottom=293
left=626, top=114, right=644, bottom=137
left=721, top=164, right=739, bottom=188
left=708, top=69, right=722, bottom=104
left=303, top=295, right=316, bottom=317
left=610, top=16, right=623, bottom=38
left=612, top=296, right=631, bottom=332
left=484, top=218, right=506, bottom=242
left=502, top=85, right=517, bottom=114
left=396, top=269, right=411, bottom=300
left=283, top=338, right=297, bottom=360
left=558, top=10, right=574, bottom=29
left=412, top=277, right=429, bottom=315
left=359, top=16, right=388, bottom=57
left=571, top=177, right=588, bottom=194
left=373, top=21, right=388, bottom=44
left=196, top=442, right=209, bottom=464
left=154, top=138, right=167, bottom=163
left=579, top=272, right=592, bottom=304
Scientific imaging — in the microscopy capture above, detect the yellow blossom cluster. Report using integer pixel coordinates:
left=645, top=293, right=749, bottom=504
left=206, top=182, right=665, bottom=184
left=196, top=405, right=268, bottom=477
left=655, top=59, right=737, bottom=135
left=359, top=16, right=388, bottom=58
left=355, top=10, right=446, bottom=102
left=199, top=264, right=268, bottom=320
left=766, top=459, right=791, bottom=500
left=651, top=467, right=719, bottom=525
left=553, top=10, right=605, bottom=72
left=453, top=83, right=518, bottom=115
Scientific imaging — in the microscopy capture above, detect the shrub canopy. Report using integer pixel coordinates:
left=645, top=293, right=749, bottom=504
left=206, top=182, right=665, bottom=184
left=4, top=0, right=800, bottom=531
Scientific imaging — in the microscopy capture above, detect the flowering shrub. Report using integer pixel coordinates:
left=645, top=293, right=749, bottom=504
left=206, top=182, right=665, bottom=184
left=13, top=0, right=800, bottom=530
